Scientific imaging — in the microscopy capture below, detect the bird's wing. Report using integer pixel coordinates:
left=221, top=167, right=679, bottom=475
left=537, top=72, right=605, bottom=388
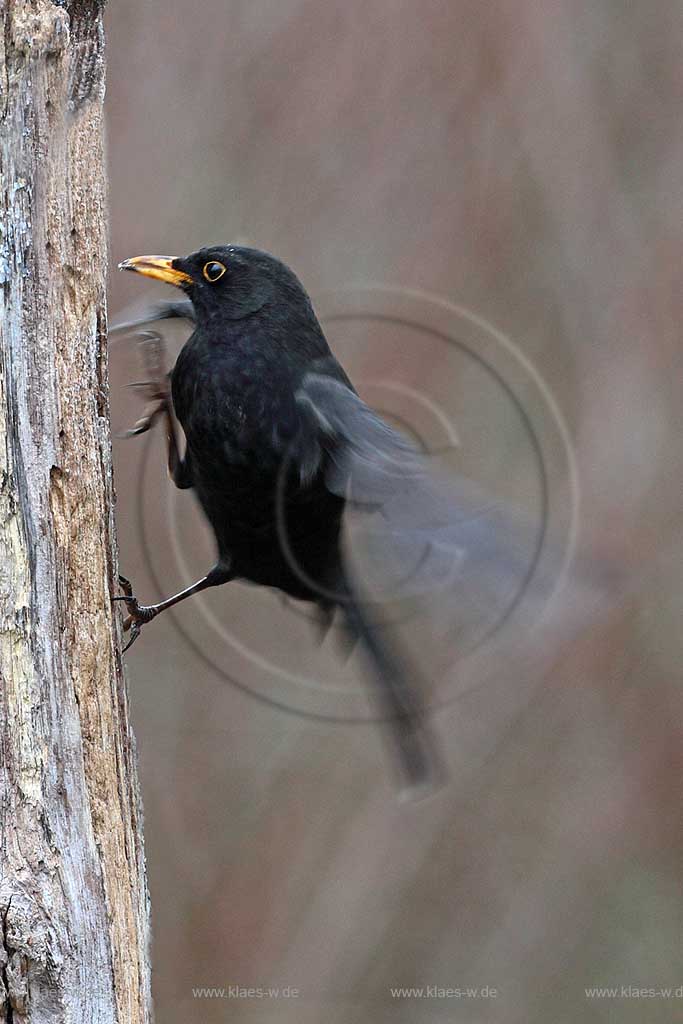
left=295, top=372, right=543, bottom=645
left=108, top=298, right=196, bottom=335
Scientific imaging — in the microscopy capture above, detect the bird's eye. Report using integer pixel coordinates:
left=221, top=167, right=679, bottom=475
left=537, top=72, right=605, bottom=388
left=203, top=260, right=226, bottom=283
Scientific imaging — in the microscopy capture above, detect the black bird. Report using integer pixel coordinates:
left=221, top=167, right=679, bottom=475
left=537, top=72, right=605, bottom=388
left=115, top=246, right=526, bottom=793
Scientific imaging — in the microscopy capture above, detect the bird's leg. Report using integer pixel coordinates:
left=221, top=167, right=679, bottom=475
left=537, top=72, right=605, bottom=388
left=119, top=330, right=171, bottom=436
left=115, top=566, right=232, bottom=652
left=120, top=330, right=192, bottom=488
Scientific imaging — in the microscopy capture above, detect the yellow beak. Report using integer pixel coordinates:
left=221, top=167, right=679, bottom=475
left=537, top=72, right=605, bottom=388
left=118, top=255, right=193, bottom=287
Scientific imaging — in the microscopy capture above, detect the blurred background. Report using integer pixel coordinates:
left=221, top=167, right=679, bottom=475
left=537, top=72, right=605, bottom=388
left=105, top=2, right=683, bottom=1022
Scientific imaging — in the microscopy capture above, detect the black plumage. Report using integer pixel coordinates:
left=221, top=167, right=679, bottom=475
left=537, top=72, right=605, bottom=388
left=116, top=244, right=524, bottom=793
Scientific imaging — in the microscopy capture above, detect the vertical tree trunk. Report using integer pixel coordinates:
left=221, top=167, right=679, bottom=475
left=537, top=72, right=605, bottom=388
left=0, top=2, right=152, bottom=1022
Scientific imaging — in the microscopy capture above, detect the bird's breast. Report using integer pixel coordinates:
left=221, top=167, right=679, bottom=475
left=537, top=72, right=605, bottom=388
left=173, top=344, right=301, bottom=471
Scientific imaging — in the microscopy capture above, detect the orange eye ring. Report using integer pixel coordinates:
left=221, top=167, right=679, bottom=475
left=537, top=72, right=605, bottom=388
left=203, top=260, right=226, bottom=282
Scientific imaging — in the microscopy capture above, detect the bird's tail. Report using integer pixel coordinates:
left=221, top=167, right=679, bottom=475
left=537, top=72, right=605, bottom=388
left=338, top=574, right=446, bottom=797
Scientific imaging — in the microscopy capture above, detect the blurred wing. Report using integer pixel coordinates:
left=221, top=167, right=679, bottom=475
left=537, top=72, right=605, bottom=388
left=109, top=297, right=196, bottom=335
left=296, top=372, right=542, bottom=643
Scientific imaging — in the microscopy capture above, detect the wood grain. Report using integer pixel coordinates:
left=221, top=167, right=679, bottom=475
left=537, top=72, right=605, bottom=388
left=0, top=3, right=151, bottom=1021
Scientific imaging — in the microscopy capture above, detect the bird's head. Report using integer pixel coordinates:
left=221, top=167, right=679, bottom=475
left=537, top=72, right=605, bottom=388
left=119, top=245, right=314, bottom=325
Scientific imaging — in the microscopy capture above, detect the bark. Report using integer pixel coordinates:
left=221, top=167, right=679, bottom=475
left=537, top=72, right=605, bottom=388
left=0, top=2, right=152, bottom=1022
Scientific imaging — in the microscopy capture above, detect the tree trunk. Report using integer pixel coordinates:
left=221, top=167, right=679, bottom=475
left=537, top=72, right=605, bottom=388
left=0, top=3, right=152, bottom=1022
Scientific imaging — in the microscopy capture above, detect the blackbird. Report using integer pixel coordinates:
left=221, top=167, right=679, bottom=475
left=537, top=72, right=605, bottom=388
left=115, top=245, right=522, bottom=793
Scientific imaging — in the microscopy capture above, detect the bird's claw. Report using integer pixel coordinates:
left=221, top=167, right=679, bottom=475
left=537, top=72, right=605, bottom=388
left=116, top=572, right=135, bottom=601
left=115, top=574, right=154, bottom=652
left=117, top=394, right=169, bottom=438
left=122, top=619, right=142, bottom=653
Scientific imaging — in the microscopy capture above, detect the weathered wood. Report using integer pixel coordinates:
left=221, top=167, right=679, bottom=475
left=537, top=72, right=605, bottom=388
left=0, top=2, right=152, bottom=1021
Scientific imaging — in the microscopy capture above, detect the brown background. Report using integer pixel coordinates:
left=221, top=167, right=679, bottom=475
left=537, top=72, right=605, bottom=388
left=105, top=2, right=683, bottom=1022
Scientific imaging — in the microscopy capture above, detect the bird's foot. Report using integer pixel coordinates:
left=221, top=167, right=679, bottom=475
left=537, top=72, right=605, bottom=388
left=114, top=574, right=159, bottom=652
left=118, top=330, right=172, bottom=438
left=118, top=387, right=170, bottom=438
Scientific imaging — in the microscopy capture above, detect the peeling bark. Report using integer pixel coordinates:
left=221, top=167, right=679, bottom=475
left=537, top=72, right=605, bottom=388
left=0, top=2, right=152, bottom=1022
